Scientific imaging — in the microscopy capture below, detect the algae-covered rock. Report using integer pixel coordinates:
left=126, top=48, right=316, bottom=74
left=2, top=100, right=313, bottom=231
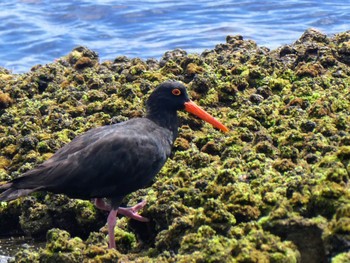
left=0, top=29, right=350, bottom=262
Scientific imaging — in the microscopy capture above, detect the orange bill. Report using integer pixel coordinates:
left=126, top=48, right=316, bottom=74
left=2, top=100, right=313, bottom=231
left=184, top=100, right=229, bottom=132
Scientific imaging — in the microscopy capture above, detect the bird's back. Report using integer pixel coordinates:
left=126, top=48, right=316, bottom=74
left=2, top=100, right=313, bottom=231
left=0, top=118, right=174, bottom=201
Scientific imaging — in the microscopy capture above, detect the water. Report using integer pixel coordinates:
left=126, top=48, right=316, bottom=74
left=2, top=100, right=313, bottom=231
left=0, top=236, right=44, bottom=262
left=0, top=0, right=349, bottom=259
left=0, top=0, right=348, bottom=73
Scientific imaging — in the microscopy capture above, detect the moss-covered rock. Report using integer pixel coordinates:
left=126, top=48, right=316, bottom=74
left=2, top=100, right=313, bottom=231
left=0, top=29, right=349, bottom=262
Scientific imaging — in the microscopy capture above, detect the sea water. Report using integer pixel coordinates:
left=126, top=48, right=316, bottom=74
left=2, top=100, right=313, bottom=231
left=0, top=0, right=348, bottom=73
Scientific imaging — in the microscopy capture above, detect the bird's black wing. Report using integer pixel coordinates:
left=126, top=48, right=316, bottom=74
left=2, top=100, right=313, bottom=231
left=0, top=119, right=173, bottom=201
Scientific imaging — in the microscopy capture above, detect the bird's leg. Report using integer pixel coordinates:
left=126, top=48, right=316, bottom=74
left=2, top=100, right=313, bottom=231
left=94, top=199, right=148, bottom=249
left=107, top=209, right=118, bottom=249
left=94, top=198, right=149, bottom=222
left=117, top=200, right=150, bottom=222
left=93, top=198, right=111, bottom=211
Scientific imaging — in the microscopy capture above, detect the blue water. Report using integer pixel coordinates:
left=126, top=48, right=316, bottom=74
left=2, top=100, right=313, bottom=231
left=0, top=0, right=349, bottom=73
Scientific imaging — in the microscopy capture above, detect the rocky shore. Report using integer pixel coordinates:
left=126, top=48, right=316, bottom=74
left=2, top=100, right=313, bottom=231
left=0, top=29, right=349, bottom=262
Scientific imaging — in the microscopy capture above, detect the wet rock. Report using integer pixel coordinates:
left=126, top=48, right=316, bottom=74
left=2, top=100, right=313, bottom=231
left=305, top=153, right=318, bottom=164
left=300, top=120, right=316, bottom=132
left=160, top=48, right=187, bottom=66
left=0, top=92, right=13, bottom=109
left=226, top=34, right=244, bottom=44
left=279, top=45, right=297, bottom=57
left=336, top=39, right=350, bottom=65
left=65, top=46, right=99, bottom=70
left=262, top=218, right=327, bottom=263
left=0, top=29, right=349, bottom=262
left=295, top=28, right=329, bottom=45
left=296, top=62, right=324, bottom=77
left=256, top=86, right=273, bottom=99
left=249, top=93, right=264, bottom=104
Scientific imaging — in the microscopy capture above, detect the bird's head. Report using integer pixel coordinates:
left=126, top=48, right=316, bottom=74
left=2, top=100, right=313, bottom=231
left=147, top=81, right=189, bottom=111
left=146, top=81, right=228, bottom=132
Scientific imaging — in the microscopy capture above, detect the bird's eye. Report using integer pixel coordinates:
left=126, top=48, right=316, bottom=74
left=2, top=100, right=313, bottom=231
left=172, top=88, right=181, bottom=96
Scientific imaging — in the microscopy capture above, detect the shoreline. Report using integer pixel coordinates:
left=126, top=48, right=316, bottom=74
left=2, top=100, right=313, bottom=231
left=0, top=28, right=349, bottom=262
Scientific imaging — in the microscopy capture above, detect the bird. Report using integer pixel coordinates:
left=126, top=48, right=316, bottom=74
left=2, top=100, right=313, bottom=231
left=0, top=81, right=228, bottom=249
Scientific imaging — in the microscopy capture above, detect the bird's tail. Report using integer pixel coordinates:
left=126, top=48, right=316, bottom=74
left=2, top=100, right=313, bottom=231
left=0, top=183, right=37, bottom=202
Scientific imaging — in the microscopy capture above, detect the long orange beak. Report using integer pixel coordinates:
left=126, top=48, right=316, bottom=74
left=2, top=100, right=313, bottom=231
left=184, top=100, right=229, bottom=132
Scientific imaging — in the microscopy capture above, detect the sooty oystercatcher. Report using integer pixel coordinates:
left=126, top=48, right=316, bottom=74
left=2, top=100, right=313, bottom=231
left=0, top=81, right=228, bottom=249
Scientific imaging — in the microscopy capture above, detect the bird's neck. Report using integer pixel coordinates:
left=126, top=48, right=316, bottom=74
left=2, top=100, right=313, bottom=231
left=146, top=110, right=179, bottom=141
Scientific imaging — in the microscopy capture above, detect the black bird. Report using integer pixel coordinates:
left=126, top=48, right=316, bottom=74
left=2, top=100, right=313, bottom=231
left=0, top=81, right=228, bottom=249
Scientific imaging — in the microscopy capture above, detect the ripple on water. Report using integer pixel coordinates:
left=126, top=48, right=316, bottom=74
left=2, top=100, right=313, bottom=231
left=0, top=236, right=45, bottom=261
left=0, top=1, right=349, bottom=74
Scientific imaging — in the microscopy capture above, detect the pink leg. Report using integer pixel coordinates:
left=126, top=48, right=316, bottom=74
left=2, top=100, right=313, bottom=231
left=107, top=209, right=118, bottom=249
left=93, top=198, right=111, bottom=211
left=93, top=198, right=149, bottom=249
left=117, top=200, right=149, bottom=222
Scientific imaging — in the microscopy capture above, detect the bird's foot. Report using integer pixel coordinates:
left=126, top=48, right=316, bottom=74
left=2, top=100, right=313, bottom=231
left=117, top=200, right=149, bottom=222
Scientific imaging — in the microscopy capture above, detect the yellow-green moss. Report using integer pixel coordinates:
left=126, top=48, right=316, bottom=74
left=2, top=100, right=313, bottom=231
left=1, top=30, right=349, bottom=262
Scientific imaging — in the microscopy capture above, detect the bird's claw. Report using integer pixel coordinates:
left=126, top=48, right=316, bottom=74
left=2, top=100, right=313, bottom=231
left=118, top=200, right=149, bottom=222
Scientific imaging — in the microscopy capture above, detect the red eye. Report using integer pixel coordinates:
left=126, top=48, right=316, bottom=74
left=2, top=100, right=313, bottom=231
left=172, top=88, right=181, bottom=96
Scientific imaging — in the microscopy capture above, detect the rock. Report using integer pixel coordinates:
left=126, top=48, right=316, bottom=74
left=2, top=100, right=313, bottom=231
left=0, top=29, right=349, bottom=262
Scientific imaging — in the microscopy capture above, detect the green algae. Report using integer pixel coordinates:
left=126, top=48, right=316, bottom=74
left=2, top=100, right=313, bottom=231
left=0, top=29, right=349, bottom=262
